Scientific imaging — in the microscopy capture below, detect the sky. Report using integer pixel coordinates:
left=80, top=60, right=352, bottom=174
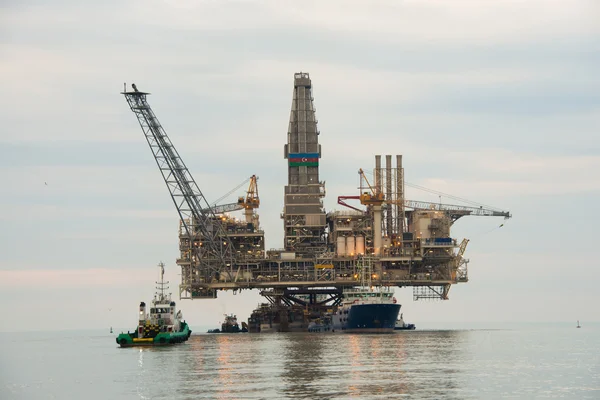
left=0, top=0, right=599, bottom=332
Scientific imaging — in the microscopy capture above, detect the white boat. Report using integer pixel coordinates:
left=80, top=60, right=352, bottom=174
left=394, top=313, right=416, bottom=330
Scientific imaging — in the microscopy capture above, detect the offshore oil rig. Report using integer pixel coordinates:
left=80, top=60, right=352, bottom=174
left=122, top=73, right=510, bottom=331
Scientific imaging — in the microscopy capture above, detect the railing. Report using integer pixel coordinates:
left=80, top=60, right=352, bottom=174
left=421, top=238, right=457, bottom=246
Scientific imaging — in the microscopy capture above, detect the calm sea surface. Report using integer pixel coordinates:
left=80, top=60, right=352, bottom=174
left=1, top=324, right=598, bottom=399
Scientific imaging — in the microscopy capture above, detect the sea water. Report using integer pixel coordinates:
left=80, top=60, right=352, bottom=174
left=1, top=323, right=598, bottom=399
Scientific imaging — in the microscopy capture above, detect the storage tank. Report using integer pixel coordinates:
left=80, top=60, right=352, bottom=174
left=355, top=236, right=365, bottom=255
left=336, top=236, right=346, bottom=257
left=280, top=252, right=296, bottom=260
left=346, top=236, right=356, bottom=256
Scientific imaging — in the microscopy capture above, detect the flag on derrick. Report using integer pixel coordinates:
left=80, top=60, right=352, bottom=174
left=288, top=153, right=319, bottom=167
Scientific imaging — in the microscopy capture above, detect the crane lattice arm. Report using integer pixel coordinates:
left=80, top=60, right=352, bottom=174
left=208, top=202, right=243, bottom=215
left=122, top=84, right=233, bottom=276
left=358, top=169, right=384, bottom=205
left=403, top=200, right=511, bottom=221
left=338, top=195, right=511, bottom=222
left=202, top=175, right=259, bottom=215
left=210, top=175, right=253, bottom=208
left=453, top=238, right=470, bottom=282
left=240, top=175, right=259, bottom=210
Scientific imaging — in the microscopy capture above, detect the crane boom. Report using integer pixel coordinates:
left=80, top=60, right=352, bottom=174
left=210, top=175, right=253, bottom=208
left=338, top=194, right=511, bottom=221
left=207, top=202, right=243, bottom=215
left=242, top=175, right=259, bottom=210
left=122, top=84, right=234, bottom=279
left=202, top=175, right=259, bottom=215
left=404, top=200, right=511, bottom=220
left=202, top=175, right=260, bottom=215
left=358, top=168, right=384, bottom=205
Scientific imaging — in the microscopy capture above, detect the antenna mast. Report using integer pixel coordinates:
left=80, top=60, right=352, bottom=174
left=155, top=261, right=170, bottom=302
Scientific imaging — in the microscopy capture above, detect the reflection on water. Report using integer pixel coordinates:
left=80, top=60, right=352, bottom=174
left=216, top=335, right=234, bottom=398
left=348, top=334, right=362, bottom=396
left=2, top=328, right=599, bottom=400
left=280, top=334, right=325, bottom=398
left=103, top=331, right=475, bottom=399
left=148, top=331, right=473, bottom=399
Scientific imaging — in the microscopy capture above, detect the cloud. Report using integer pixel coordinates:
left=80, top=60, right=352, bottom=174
left=266, top=0, right=599, bottom=43
left=0, top=165, right=161, bottom=198
left=2, top=0, right=597, bottom=149
left=0, top=268, right=153, bottom=287
left=124, top=0, right=599, bottom=45
left=0, top=0, right=598, bottom=329
left=412, top=155, right=600, bottom=199
left=0, top=203, right=173, bottom=222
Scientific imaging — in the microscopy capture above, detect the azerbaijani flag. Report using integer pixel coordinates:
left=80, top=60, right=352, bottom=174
left=288, top=153, right=319, bottom=167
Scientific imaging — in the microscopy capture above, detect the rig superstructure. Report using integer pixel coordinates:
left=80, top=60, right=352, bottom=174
left=122, top=73, right=510, bottom=329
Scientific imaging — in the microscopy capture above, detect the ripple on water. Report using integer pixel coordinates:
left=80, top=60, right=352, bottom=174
left=1, top=328, right=599, bottom=399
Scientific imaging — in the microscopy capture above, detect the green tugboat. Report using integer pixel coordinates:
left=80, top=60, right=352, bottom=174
left=116, top=262, right=192, bottom=347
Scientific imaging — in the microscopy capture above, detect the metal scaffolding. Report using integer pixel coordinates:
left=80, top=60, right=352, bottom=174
left=282, top=73, right=327, bottom=257
left=122, top=74, right=511, bottom=305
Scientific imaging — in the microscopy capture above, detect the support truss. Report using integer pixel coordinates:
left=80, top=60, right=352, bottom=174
left=122, top=85, right=234, bottom=286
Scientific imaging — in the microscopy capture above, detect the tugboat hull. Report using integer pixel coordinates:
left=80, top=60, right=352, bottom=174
left=394, top=313, right=416, bottom=331
left=207, top=315, right=248, bottom=333
left=116, top=322, right=192, bottom=347
left=394, top=324, right=416, bottom=331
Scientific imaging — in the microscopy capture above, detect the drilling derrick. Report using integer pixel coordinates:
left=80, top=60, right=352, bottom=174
left=282, top=73, right=327, bottom=257
left=122, top=84, right=251, bottom=299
